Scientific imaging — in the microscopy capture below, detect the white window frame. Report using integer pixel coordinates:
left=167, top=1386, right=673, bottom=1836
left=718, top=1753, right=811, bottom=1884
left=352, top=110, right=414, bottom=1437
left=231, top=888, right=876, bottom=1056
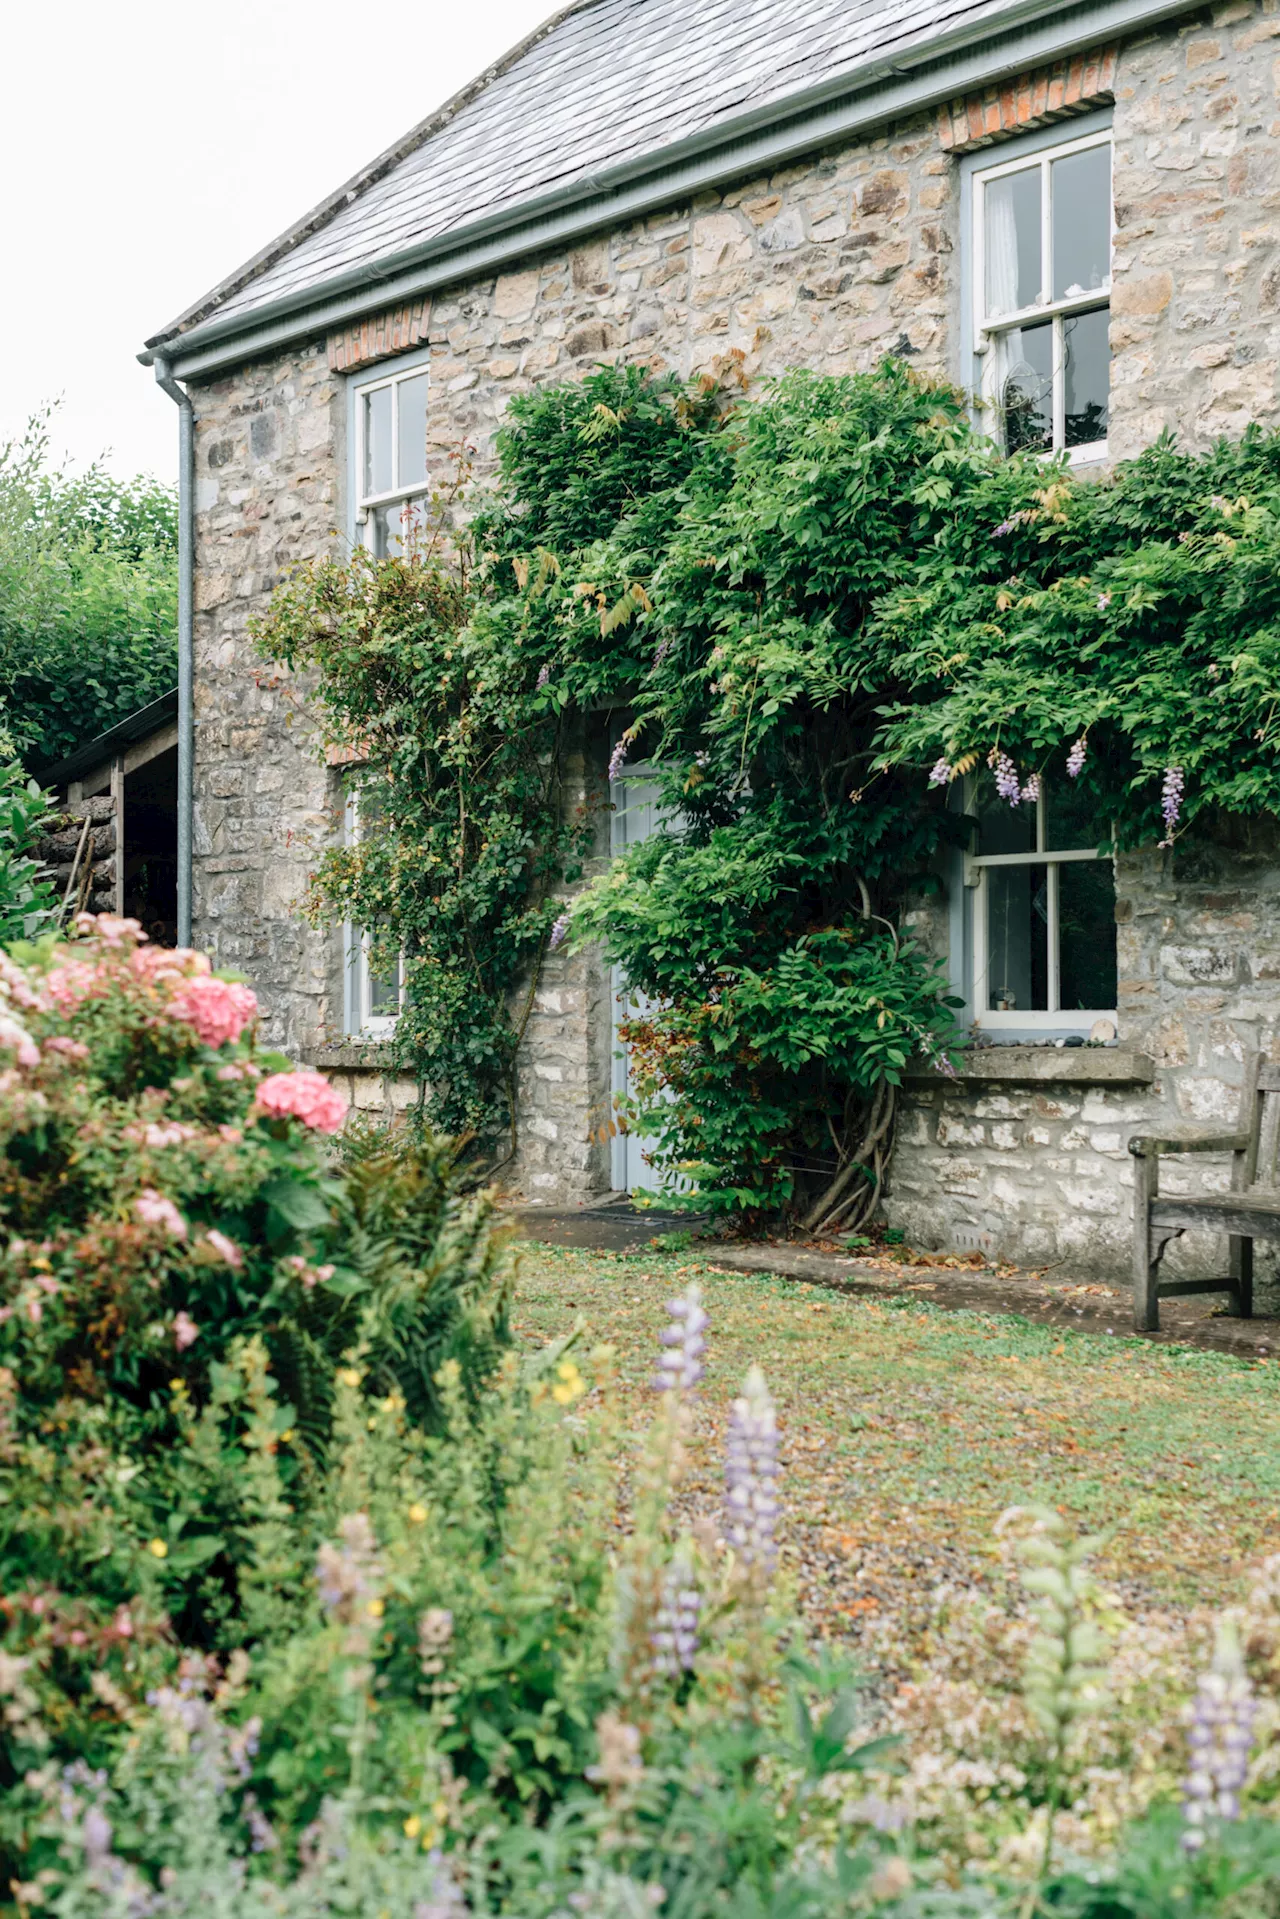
left=346, top=346, right=430, bottom=555
left=967, top=118, right=1113, bottom=466
left=963, top=779, right=1116, bottom=1035
left=342, top=784, right=405, bottom=1040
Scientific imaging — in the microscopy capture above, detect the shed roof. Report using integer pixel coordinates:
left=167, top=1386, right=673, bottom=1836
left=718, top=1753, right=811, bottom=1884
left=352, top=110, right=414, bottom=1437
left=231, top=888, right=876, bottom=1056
left=149, top=0, right=1085, bottom=353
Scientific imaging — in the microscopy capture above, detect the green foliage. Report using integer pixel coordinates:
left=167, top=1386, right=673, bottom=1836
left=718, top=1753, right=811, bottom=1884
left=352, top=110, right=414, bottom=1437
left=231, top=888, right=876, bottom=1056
left=259, top=359, right=1280, bottom=1226
left=0, top=757, right=56, bottom=942
left=0, top=414, right=177, bottom=767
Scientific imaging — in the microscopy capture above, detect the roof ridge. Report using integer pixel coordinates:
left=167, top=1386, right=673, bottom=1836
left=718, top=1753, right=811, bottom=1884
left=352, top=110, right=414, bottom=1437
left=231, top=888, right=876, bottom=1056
left=146, top=0, right=598, bottom=348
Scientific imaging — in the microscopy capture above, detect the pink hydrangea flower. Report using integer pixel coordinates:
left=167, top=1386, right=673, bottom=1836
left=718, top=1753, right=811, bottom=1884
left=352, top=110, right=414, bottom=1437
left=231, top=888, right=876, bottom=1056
left=253, top=1071, right=347, bottom=1134
left=204, top=1229, right=243, bottom=1269
left=44, top=1036, right=90, bottom=1060
left=143, top=1122, right=197, bottom=1149
left=135, top=1188, right=188, bottom=1240
left=74, top=912, right=145, bottom=947
left=170, top=976, right=258, bottom=1048
left=0, top=1015, right=40, bottom=1070
left=45, top=960, right=107, bottom=1013
left=218, top=1124, right=244, bottom=1143
left=173, top=1311, right=199, bottom=1351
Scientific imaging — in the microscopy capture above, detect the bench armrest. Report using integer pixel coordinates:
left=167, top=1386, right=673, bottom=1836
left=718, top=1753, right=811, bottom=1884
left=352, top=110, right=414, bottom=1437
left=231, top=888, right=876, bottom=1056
left=1128, top=1132, right=1252, bottom=1158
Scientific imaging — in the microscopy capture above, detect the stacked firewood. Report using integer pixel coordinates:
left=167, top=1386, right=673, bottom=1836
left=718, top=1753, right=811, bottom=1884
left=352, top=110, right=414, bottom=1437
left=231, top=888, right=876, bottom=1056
left=34, top=797, right=118, bottom=920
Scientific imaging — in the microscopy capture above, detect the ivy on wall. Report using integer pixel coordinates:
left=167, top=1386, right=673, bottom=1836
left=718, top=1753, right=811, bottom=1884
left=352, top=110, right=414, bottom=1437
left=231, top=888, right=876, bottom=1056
left=256, top=360, right=1280, bottom=1225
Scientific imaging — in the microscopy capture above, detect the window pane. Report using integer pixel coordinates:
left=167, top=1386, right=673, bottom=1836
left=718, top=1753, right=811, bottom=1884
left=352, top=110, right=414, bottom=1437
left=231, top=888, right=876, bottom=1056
left=370, top=497, right=425, bottom=558
left=1045, top=776, right=1100, bottom=852
left=367, top=951, right=401, bottom=1018
left=396, top=374, right=428, bottom=488
left=1051, top=144, right=1111, bottom=300
left=1063, top=307, right=1110, bottom=448
left=987, top=862, right=1049, bottom=1012
left=1001, top=318, right=1053, bottom=454
left=363, top=385, right=393, bottom=498
left=978, top=785, right=1036, bottom=856
left=984, top=167, right=1041, bottom=316
left=1058, top=859, right=1117, bottom=1010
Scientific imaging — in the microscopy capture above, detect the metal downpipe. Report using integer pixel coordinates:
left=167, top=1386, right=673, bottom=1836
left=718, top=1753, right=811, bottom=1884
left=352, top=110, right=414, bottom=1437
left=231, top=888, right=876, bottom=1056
left=152, top=355, right=194, bottom=947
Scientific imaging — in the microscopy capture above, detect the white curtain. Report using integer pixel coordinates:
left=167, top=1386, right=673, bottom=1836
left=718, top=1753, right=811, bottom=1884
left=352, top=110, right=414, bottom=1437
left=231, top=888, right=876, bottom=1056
left=985, top=177, right=1029, bottom=432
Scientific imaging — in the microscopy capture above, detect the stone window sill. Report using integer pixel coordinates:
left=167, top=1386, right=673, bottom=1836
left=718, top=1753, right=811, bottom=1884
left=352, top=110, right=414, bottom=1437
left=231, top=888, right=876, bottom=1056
left=301, top=1043, right=399, bottom=1073
left=905, top=1047, right=1154, bottom=1087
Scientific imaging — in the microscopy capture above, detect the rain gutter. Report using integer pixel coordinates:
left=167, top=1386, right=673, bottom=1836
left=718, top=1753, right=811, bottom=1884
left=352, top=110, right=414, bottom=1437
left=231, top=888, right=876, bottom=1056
left=141, top=0, right=1200, bottom=383
left=151, top=355, right=195, bottom=947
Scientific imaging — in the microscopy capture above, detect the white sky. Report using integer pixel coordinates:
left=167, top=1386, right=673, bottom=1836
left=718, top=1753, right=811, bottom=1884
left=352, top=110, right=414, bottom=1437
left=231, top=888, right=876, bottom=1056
left=3, top=0, right=555, bottom=484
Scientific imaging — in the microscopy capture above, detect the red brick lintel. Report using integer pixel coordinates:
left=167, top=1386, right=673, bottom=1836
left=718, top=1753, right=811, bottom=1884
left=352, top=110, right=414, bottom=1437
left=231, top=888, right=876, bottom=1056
left=937, top=45, right=1118, bottom=152
left=327, top=299, right=431, bottom=375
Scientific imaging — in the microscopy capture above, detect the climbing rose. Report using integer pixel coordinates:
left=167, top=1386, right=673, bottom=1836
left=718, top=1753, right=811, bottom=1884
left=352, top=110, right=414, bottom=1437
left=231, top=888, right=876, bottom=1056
left=170, top=975, right=258, bottom=1048
left=135, top=1188, right=188, bottom=1239
left=254, top=1070, right=346, bottom=1134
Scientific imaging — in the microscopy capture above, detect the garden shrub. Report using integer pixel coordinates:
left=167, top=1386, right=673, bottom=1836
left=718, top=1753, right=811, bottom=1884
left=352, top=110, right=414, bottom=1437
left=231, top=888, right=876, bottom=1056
left=0, top=915, right=512, bottom=1809
left=0, top=755, right=56, bottom=945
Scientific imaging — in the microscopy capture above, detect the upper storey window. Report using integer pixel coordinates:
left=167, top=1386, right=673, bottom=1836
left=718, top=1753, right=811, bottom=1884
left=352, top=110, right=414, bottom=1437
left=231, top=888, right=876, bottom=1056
left=970, top=125, right=1112, bottom=462
left=352, top=357, right=429, bottom=556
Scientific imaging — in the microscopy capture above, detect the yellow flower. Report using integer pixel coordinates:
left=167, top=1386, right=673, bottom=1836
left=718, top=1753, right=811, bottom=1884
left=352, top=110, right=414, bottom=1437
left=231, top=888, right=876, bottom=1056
left=432, top=1798, right=449, bottom=1825
left=148, top=1539, right=168, bottom=1559
left=402, top=1815, right=421, bottom=1839
left=551, top=1359, right=585, bottom=1406
left=338, top=1368, right=361, bottom=1388
left=422, top=1828, right=441, bottom=1851
left=407, top=1503, right=428, bottom=1525
left=367, top=1597, right=385, bottom=1618
left=279, top=1429, right=294, bottom=1443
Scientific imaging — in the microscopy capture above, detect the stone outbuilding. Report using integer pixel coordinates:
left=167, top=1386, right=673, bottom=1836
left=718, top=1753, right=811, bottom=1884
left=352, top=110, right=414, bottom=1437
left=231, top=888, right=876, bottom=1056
left=141, top=0, right=1280, bottom=1280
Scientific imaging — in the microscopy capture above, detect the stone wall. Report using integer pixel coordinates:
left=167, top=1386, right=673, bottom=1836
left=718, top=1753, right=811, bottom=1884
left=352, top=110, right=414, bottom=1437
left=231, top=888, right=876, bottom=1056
left=887, top=824, right=1280, bottom=1285
left=186, top=0, right=1280, bottom=1208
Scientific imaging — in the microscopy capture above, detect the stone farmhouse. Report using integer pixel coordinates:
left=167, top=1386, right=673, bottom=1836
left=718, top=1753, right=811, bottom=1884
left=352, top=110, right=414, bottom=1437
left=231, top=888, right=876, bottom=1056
left=142, top=0, right=1280, bottom=1282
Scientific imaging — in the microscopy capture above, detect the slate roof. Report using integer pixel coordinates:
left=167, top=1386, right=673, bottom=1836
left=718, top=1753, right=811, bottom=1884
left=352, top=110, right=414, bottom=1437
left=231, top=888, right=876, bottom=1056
left=152, top=0, right=1056, bottom=346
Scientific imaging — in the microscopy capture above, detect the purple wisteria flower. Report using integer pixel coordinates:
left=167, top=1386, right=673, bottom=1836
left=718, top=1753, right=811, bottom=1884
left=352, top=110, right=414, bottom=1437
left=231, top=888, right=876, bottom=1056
left=655, top=1283, right=707, bottom=1392
left=1096, top=591, right=1112, bottom=612
left=1183, top=1619, right=1256, bottom=1852
left=928, top=758, right=951, bottom=788
left=724, top=1363, right=779, bottom=1575
left=608, top=739, right=629, bottom=784
left=1066, top=737, right=1087, bottom=779
left=992, top=519, right=1016, bottom=538
left=990, top=751, right=1023, bottom=807
left=1159, top=765, right=1185, bottom=848
left=1020, top=773, right=1041, bottom=805
left=651, top=1549, right=701, bottom=1677
left=536, top=663, right=551, bottom=689
left=653, top=636, right=672, bottom=666
left=549, top=911, right=571, bottom=951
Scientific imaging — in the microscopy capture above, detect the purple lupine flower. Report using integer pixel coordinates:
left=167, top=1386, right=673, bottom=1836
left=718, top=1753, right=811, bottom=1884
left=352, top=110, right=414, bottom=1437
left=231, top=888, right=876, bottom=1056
left=414, top=1851, right=467, bottom=1918
left=82, top=1805, right=114, bottom=1867
left=549, top=911, right=570, bottom=951
left=1183, top=1619, right=1256, bottom=1852
left=608, top=739, right=629, bottom=784
left=1020, top=774, right=1042, bottom=805
left=654, top=1283, right=707, bottom=1392
left=651, top=1549, right=701, bottom=1677
left=990, top=751, right=1023, bottom=806
left=724, top=1364, right=779, bottom=1575
left=242, top=1792, right=279, bottom=1854
left=928, top=758, right=951, bottom=788
left=1159, top=765, right=1185, bottom=848
left=1066, top=737, right=1087, bottom=779
left=536, top=663, right=551, bottom=689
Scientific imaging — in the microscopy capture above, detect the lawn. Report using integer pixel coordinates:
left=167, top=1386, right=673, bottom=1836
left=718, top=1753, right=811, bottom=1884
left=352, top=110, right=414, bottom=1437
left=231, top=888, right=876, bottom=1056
left=512, top=1240, right=1280, bottom=1650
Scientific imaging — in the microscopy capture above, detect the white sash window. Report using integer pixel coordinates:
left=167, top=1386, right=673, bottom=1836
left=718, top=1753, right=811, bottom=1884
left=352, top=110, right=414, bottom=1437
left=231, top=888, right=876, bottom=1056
left=970, top=124, right=1113, bottom=462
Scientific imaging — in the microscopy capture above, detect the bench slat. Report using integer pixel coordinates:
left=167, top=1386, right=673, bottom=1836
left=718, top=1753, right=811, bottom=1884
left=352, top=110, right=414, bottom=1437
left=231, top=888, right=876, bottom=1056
left=1151, top=1194, right=1280, bottom=1237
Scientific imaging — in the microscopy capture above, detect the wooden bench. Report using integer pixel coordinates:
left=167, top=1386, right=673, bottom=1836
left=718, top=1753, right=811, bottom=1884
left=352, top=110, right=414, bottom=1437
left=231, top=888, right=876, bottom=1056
left=1128, top=1053, right=1280, bottom=1332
